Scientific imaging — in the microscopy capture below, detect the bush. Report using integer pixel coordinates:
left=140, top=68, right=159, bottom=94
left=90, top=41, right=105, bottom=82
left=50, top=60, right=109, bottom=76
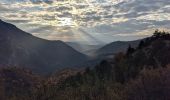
left=126, top=65, right=170, bottom=100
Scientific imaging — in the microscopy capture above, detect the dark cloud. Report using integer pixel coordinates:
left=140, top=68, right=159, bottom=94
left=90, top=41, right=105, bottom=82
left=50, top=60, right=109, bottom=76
left=114, top=0, right=170, bottom=18
left=5, top=19, right=30, bottom=23
left=30, top=0, right=53, bottom=4
left=57, top=12, right=72, bottom=18
left=55, top=6, right=72, bottom=11
left=94, top=19, right=153, bottom=35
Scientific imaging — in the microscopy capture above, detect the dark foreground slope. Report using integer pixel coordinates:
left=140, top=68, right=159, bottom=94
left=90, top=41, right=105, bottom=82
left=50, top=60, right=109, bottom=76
left=0, top=67, right=42, bottom=100
left=0, top=20, right=88, bottom=74
left=45, top=31, right=170, bottom=100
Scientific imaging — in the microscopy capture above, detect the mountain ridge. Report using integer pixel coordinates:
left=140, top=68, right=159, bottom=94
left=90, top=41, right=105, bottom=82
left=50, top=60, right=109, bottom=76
left=0, top=19, right=88, bottom=75
left=96, top=39, right=141, bottom=56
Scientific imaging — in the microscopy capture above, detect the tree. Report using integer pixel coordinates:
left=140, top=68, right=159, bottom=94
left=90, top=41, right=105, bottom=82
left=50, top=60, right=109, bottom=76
left=114, top=52, right=127, bottom=83
left=95, top=60, right=113, bottom=81
left=153, top=29, right=161, bottom=37
left=0, top=80, right=5, bottom=100
left=85, top=67, right=90, bottom=74
left=138, top=40, right=145, bottom=49
left=126, top=45, right=135, bottom=56
left=126, top=65, right=170, bottom=100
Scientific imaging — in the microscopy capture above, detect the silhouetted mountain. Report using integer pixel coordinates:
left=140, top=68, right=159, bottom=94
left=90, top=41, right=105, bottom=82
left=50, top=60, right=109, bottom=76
left=80, top=40, right=141, bottom=67
left=0, top=20, right=88, bottom=75
left=96, top=40, right=140, bottom=57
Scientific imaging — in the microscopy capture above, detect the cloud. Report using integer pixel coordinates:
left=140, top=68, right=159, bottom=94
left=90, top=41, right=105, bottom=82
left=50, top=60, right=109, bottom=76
left=0, top=0, right=170, bottom=44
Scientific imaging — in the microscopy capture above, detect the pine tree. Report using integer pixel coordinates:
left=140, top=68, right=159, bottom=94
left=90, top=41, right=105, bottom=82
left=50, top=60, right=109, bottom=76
left=153, top=29, right=161, bottom=37
left=126, top=45, right=135, bottom=56
left=138, top=40, right=144, bottom=49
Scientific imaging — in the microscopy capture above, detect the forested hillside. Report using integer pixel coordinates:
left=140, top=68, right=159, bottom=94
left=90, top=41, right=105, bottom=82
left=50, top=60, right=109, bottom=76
left=0, top=30, right=170, bottom=100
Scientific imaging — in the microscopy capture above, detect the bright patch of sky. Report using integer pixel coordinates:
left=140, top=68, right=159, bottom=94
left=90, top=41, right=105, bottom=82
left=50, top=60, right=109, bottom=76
left=0, top=0, right=170, bottom=44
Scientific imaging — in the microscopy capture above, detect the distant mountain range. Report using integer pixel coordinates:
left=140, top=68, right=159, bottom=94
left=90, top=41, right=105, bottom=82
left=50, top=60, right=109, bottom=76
left=0, top=19, right=144, bottom=75
left=95, top=40, right=140, bottom=57
left=67, top=39, right=141, bottom=57
left=74, top=40, right=141, bottom=67
left=66, top=42, right=103, bottom=56
left=0, top=19, right=88, bottom=75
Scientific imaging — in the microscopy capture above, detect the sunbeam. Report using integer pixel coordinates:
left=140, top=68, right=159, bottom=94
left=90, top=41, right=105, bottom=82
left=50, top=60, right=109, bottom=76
left=0, top=0, right=170, bottom=44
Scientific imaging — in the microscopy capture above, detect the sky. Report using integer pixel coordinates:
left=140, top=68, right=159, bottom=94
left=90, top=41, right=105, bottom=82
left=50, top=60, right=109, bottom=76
left=0, top=0, right=170, bottom=45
